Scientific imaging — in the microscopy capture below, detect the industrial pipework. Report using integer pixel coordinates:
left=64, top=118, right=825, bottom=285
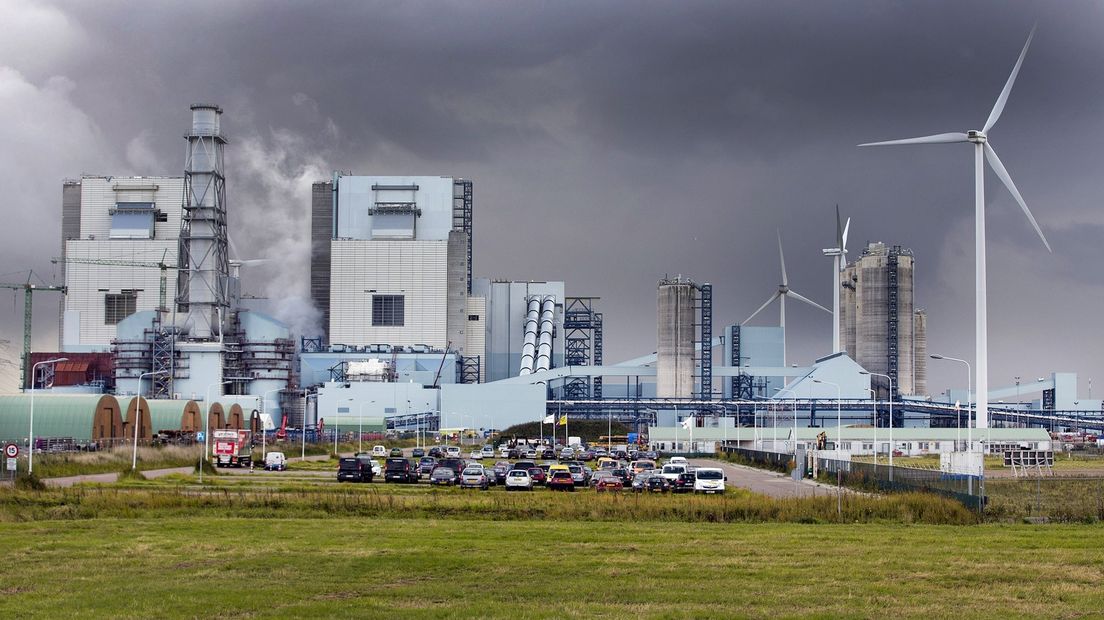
left=518, top=296, right=540, bottom=375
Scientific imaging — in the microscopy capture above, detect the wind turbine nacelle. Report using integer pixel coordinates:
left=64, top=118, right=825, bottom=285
left=967, top=130, right=986, bottom=143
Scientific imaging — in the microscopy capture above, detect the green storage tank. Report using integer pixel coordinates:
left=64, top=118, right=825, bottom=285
left=0, top=394, right=124, bottom=444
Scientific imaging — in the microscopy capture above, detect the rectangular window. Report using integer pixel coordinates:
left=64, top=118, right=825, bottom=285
left=468, top=314, right=480, bottom=321
left=372, top=295, right=404, bottom=327
left=104, top=290, right=138, bottom=325
left=110, top=202, right=156, bottom=239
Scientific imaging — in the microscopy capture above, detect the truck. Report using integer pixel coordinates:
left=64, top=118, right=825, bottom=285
left=212, top=429, right=253, bottom=468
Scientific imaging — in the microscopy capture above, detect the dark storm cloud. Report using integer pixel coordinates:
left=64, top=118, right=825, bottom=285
left=1, top=0, right=1101, bottom=394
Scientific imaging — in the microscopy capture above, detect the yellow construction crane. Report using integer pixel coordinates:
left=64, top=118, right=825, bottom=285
left=51, top=253, right=176, bottom=312
left=0, top=274, right=66, bottom=388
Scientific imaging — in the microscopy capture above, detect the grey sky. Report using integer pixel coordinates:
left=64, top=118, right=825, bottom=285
left=0, top=0, right=1101, bottom=397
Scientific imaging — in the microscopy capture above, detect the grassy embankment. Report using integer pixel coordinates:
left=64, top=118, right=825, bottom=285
left=0, top=517, right=1100, bottom=617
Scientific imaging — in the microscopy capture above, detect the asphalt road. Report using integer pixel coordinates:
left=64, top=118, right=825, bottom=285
left=689, top=458, right=846, bottom=499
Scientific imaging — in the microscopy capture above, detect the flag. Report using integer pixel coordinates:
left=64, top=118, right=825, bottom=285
left=680, top=415, right=694, bottom=430
left=558, top=415, right=568, bottom=426
left=543, top=415, right=555, bottom=424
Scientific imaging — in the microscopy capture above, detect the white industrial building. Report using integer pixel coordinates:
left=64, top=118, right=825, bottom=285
left=60, top=176, right=183, bottom=350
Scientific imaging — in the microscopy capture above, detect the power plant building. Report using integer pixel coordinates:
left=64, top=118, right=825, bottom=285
left=840, top=242, right=927, bottom=396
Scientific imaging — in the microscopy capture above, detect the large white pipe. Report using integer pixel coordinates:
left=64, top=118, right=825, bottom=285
left=518, top=297, right=540, bottom=375
left=535, top=296, right=556, bottom=372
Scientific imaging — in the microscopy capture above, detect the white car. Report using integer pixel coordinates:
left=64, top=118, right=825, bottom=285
left=481, top=445, right=495, bottom=459
left=469, top=450, right=483, bottom=460
left=445, top=446, right=461, bottom=458
left=263, top=451, right=287, bottom=471
left=371, top=445, right=387, bottom=458
left=368, top=459, right=382, bottom=477
left=499, top=445, right=511, bottom=458
left=693, top=467, right=726, bottom=494
left=660, top=463, right=687, bottom=482
left=668, top=456, right=688, bottom=466
left=504, top=469, right=533, bottom=491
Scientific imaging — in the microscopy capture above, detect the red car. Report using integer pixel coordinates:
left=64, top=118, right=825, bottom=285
left=528, top=467, right=547, bottom=486
left=547, top=471, right=575, bottom=492
left=595, top=477, right=623, bottom=492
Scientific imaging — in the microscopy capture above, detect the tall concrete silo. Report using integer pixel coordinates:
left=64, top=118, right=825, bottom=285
left=657, top=277, right=698, bottom=399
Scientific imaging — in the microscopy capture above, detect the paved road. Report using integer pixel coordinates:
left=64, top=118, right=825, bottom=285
left=689, top=458, right=846, bottom=499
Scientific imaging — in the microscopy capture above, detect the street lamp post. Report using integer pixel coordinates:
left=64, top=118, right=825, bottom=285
left=860, top=371, right=895, bottom=468
left=813, top=378, right=842, bottom=517
left=866, top=387, right=877, bottom=466
left=201, top=380, right=233, bottom=484
left=28, top=357, right=67, bottom=474
left=134, top=370, right=168, bottom=470
left=358, top=401, right=374, bottom=454
left=931, top=355, right=972, bottom=451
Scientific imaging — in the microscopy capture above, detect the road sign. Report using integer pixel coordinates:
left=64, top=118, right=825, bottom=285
left=6, top=458, right=16, bottom=471
left=196, top=432, right=205, bottom=442
left=4, top=444, right=17, bottom=459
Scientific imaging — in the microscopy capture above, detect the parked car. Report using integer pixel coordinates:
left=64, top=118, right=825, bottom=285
left=469, top=450, right=483, bottom=460
left=412, top=447, right=425, bottom=458
left=428, top=446, right=442, bottom=458
left=568, top=464, right=589, bottom=487
left=371, top=445, right=387, bottom=457
left=337, top=457, right=372, bottom=483
left=460, top=466, right=490, bottom=490
left=263, top=451, right=287, bottom=471
left=513, top=461, right=537, bottom=474
left=445, top=446, right=461, bottom=458
left=668, top=456, right=688, bottom=466
left=646, top=475, right=670, bottom=493
left=672, top=472, right=696, bottom=494
left=547, top=470, right=576, bottom=492
left=589, top=470, right=614, bottom=487
left=559, top=448, right=575, bottom=461
left=580, top=450, right=596, bottom=462
left=527, top=467, right=547, bottom=486
left=611, top=468, right=632, bottom=486
left=693, top=467, right=726, bottom=495
left=505, top=469, right=533, bottom=491
left=524, top=449, right=538, bottom=459
left=389, top=447, right=404, bottom=457
left=660, top=463, right=688, bottom=482
left=430, top=467, right=456, bottom=486
left=418, top=456, right=438, bottom=476
left=354, top=453, right=382, bottom=477
left=499, top=445, right=512, bottom=459
left=644, top=451, right=658, bottom=460
left=435, top=458, right=465, bottom=484
left=595, top=477, right=623, bottom=492
left=481, top=445, right=495, bottom=459
left=541, top=447, right=555, bottom=459
left=492, top=462, right=511, bottom=485
left=384, top=458, right=419, bottom=483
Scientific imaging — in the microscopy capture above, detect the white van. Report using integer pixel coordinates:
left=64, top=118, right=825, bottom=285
left=668, top=456, right=688, bottom=466
left=446, top=446, right=461, bottom=458
left=693, top=467, right=726, bottom=494
left=264, top=451, right=287, bottom=471
left=371, top=445, right=387, bottom=458
left=660, top=463, right=687, bottom=482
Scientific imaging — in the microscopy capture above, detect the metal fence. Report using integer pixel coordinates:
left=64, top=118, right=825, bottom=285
left=720, top=444, right=986, bottom=510
left=984, top=476, right=1104, bottom=522
left=817, top=456, right=985, bottom=512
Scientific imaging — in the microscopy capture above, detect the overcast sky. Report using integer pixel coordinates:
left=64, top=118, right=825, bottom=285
left=0, top=0, right=1101, bottom=397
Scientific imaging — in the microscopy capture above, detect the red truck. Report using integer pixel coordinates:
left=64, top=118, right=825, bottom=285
left=212, top=429, right=253, bottom=468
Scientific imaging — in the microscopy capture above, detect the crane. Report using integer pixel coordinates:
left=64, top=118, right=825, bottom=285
left=51, top=252, right=176, bottom=312
left=0, top=275, right=67, bottom=388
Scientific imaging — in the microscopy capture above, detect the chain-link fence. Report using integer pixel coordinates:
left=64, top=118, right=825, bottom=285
left=984, top=476, right=1104, bottom=522
left=817, top=456, right=985, bottom=511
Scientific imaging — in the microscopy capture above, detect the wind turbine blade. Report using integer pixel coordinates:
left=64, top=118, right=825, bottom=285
left=777, top=230, right=788, bottom=286
left=858, top=132, right=968, bottom=147
left=984, top=142, right=1052, bottom=252
left=742, top=291, right=781, bottom=325
left=785, top=290, right=831, bottom=314
left=983, top=25, right=1036, bottom=134
left=841, top=217, right=850, bottom=251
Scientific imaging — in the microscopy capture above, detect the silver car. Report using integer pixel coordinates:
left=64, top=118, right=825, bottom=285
left=460, top=466, right=489, bottom=490
left=504, top=469, right=533, bottom=491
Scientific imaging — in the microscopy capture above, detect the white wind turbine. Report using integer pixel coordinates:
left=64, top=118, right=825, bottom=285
left=859, top=26, right=1052, bottom=431
left=821, top=205, right=850, bottom=354
left=743, top=230, right=831, bottom=366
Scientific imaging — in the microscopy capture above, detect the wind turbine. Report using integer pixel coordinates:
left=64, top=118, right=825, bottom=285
left=743, top=230, right=831, bottom=366
left=821, top=206, right=850, bottom=354
left=859, top=26, right=1051, bottom=431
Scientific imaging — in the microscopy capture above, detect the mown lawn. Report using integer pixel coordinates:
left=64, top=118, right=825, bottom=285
left=0, top=518, right=1100, bottom=618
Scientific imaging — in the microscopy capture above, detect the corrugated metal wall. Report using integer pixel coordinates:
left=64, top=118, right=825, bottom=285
left=656, top=280, right=697, bottom=399
left=310, top=181, right=332, bottom=343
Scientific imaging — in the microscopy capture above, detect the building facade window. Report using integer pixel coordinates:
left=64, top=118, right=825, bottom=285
left=372, top=295, right=405, bottom=327
left=104, top=290, right=138, bottom=325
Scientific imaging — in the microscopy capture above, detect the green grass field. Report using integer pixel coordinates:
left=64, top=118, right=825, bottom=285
left=0, top=517, right=1100, bottom=618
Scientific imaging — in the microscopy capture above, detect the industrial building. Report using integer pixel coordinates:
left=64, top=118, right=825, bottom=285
left=43, top=105, right=297, bottom=423
left=840, top=242, right=927, bottom=396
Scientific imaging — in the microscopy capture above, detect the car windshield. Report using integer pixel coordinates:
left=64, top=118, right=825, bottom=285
left=662, top=465, right=684, bottom=474
left=509, top=471, right=527, bottom=477
left=568, top=466, right=581, bottom=473
left=697, top=470, right=724, bottom=480
left=433, top=468, right=454, bottom=477
left=462, top=468, right=482, bottom=475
